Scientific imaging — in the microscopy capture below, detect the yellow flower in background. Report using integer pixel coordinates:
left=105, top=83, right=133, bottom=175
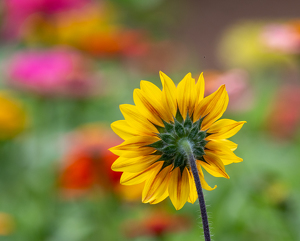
left=110, top=72, right=245, bottom=210
left=0, top=213, right=14, bottom=236
left=23, top=3, right=147, bottom=57
left=0, top=92, right=26, bottom=140
left=218, top=22, right=295, bottom=69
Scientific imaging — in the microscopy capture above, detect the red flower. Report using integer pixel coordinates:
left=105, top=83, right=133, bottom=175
left=59, top=124, right=143, bottom=200
left=123, top=210, right=192, bottom=238
left=266, top=85, right=300, bottom=139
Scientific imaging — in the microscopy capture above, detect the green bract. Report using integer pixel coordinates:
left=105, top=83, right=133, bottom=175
left=149, top=111, right=208, bottom=173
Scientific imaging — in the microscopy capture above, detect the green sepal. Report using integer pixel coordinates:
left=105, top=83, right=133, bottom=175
left=161, top=145, right=177, bottom=154
left=205, top=132, right=214, bottom=137
left=153, top=124, right=166, bottom=134
left=159, top=159, right=173, bottom=172
left=173, top=153, right=185, bottom=170
left=157, top=152, right=175, bottom=162
left=199, top=139, right=208, bottom=147
left=147, top=140, right=164, bottom=149
left=194, top=131, right=206, bottom=142
left=198, top=156, right=208, bottom=164
left=158, top=133, right=176, bottom=144
left=179, top=165, right=186, bottom=174
left=188, top=125, right=199, bottom=140
left=174, top=118, right=185, bottom=138
left=175, top=108, right=184, bottom=123
left=151, top=150, right=163, bottom=155
left=193, top=117, right=203, bottom=130
left=162, top=119, right=174, bottom=133
left=193, top=147, right=205, bottom=157
left=184, top=112, right=193, bottom=130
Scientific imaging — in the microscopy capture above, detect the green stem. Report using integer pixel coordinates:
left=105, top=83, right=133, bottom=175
left=181, top=139, right=211, bottom=241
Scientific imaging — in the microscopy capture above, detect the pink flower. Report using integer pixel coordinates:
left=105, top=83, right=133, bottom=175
left=260, top=23, right=300, bottom=54
left=2, top=0, right=91, bottom=39
left=6, top=48, right=99, bottom=98
left=203, top=69, right=254, bottom=112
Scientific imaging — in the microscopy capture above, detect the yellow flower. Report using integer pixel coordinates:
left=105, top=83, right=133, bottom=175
left=0, top=92, right=26, bottom=140
left=110, top=72, right=245, bottom=210
left=0, top=213, right=14, bottom=236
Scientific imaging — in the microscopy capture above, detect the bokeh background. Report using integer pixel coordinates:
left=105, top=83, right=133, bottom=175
left=0, top=0, right=300, bottom=240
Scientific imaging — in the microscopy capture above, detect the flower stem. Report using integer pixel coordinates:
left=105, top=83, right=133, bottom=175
left=181, top=140, right=211, bottom=241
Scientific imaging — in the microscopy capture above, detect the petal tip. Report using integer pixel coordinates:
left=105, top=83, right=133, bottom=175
left=219, top=84, right=226, bottom=91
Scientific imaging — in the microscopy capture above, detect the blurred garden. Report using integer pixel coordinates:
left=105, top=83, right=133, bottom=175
left=0, top=0, right=300, bottom=240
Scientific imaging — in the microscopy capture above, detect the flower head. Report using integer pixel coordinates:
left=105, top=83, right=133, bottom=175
left=110, top=72, right=246, bottom=210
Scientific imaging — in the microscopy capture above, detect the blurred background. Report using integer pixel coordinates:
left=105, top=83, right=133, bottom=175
left=0, top=0, right=300, bottom=240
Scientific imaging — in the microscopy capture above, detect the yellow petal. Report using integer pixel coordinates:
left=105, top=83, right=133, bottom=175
left=160, top=71, right=177, bottom=120
left=205, top=142, right=243, bottom=165
left=201, top=152, right=230, bottom=179
left=194, top=85, right=228, bottom=129
left=133, top=89, right=164, bottom=126
left=111, top=155, right=160, bottom=173
left=187, top=170, right=198, bottom=204
left=207, top=138, right=238, bottom=151
left=120, top=104, right=158, bottom=135
left=197, top=163, right=217, bottom=191
left=140, top=80, right=162, bottom=98
left=142, top=163, right=172, bottom=203
left=111, top=120, right=142, bottom=140
left=120, top=162, right=161, bottom=185
left=149, top=188, right=169, bottom=204
left=137, top=81, right=171, bottom=124
left=207, top=119, right=246, bottom=139
left=109, top=136, right=159, bottom=158
left=188, top=165, right=216, bottom=203
left=194, top=72, right=205, bottom=107
left=168, top=167, right=190, bottom=210
left=188, top=164, right=216, bottom=203
left=177, top=73, right=196, bottom=120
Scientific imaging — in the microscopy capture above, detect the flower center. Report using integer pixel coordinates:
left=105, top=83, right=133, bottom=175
left=149, top=111, right=208, bottom=173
